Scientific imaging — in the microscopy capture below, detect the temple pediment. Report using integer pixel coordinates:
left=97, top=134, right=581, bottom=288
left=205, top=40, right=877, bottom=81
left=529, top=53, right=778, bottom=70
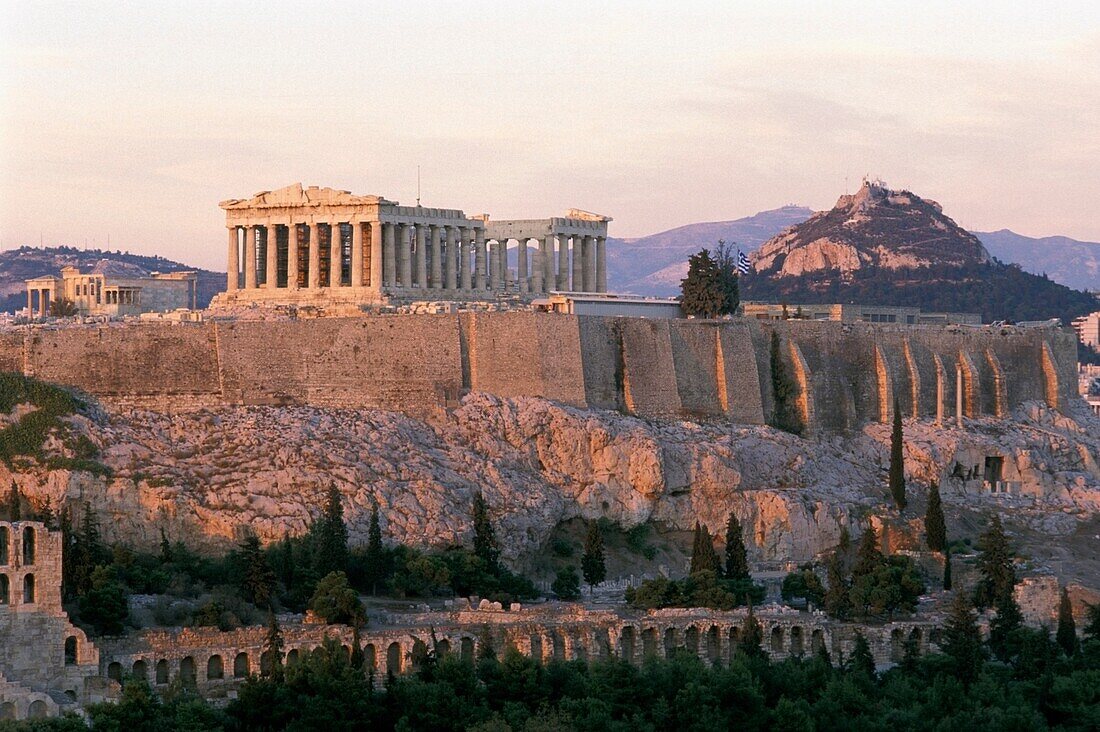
left=220, top=183, right=394, bottom=210
left=565, top=208, right=613, bottom=223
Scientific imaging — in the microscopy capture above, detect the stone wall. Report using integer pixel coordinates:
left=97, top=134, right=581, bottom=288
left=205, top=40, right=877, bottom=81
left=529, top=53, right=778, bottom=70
left=0, top=315, right=1077, bottom=430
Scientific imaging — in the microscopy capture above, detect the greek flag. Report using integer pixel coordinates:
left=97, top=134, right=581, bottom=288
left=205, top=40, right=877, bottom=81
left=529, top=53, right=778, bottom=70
left=736, top=249, right=751, bottom=275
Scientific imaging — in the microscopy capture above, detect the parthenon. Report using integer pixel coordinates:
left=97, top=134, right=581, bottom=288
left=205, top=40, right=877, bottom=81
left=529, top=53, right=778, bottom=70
left=214, top=183, right=611, bottom=307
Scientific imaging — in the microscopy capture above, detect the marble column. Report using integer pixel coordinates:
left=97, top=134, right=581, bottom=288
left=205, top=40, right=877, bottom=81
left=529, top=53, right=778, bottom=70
left=516, top=238, right=528, bottom=293
left=474, top=228, right=487, bottom=290
left=459, top=228, right=472, bottom=290
left=596, top=236, right=607, bottom=292
left=351, top=222, right=364, bottom=288
left=226, top=227, right=239, bottom=291
left=329, top=223, right=343, bottom=287
left=430, top=225, right=443, bottom=288
left=571, top=235, right=583, bottom=291
left=383, top=222, right=397, bottom=287
left=369, top=222, right=383, bottom=289
left=287, top=223, right=299, bottom=290
left=398, top=224, right=412, bottom=287
left=445, top=226, right=458, bottom=290
left=265, top=224, right=278, bottom=287
left=244, top=226, right=257, bottom=289
left=583, top=235, right=596, bottom=292
left=557, top=234, right=570, bottom=290
left=416, top=224, right=429, bottom=289
left=542, top=236, right=554, bottom=293
left=532, top=239, right=544, bottom=293
left=308, top=222, right=321, bottom=289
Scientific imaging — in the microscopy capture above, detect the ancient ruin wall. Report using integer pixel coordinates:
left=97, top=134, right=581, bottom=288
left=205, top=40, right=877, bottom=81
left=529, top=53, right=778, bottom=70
left=0, top=315, right=1077, bottom=431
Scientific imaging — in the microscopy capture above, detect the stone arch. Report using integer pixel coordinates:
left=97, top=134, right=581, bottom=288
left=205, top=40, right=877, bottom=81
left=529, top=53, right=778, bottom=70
left=23, top=573, right=35, bottom=603
left=261, top=649, right=277, bottom=675
left=684, top=626, right=700, bottom=657
left=706, top=625, right=721, bottom=663
left=620, top=626, right=636, bottom=662
left=551, top=631, right=565, bottom=661
left=641, top=628, right=658, bottom=659
left=811, top=629, right=825, bottom=654
left=207, top=655, right=224, bottom=680
left=728, top=626, right=741, bottom=651
left=28, top=700, right=47, bottom=719
left=132, top=660, right=148, bottom=680
left=436, top=638, right=451, bottom=658
left=890, top=628, right=905, bottom=663
left=233, top=652, right=249, bottom=678
left=461, top=637, right=475, bottom=663
left=180, top=656, right=196, bottom=684
left=663, top=628, right=679, bottom=657
left=411, top=638, right=428, bottom=671
left=595, top=629, right=611, bottom=660
left=770, top=626, right=784, bottom=653
left=572, top=631, right=588, bottom=662
left=155, top=659, right=169, bottom=684
left=528, top=634, right=542, bottom=663
left=107, top=661, right=122, bottom=682
left=363, top=644, right=375, bottom=670
left=1, top=574, right=12, bottom=604
left=287, top=649, right=300, bottom=667
left=789, top=626, right=804, bottom=656
left=64, top=636, right=78, bottom=665
left=22, top=526, right=35, bottom=565
left=0, top=525, right=8, bottom=564
left=0, top=702, right=14, bottom=720
left=387, top=642, right=402, bottom=675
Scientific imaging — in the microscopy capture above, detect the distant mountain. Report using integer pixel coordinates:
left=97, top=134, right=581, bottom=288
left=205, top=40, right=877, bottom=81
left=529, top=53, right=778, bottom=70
left=0, top=246, right=223, bottom=313
left=605, top=205, right=812, bottom=295
left=740, top=181, right=1097, bottom=324
left=975, top=230, right=1100, bottom=293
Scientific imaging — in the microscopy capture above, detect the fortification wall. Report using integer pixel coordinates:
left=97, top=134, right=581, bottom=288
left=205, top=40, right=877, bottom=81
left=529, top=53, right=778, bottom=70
left=0, top=315, right=1076, bottom=431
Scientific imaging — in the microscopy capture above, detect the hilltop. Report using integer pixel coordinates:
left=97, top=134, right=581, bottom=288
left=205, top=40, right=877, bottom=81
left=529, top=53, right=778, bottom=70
left=741, top=181, right=1098, bottom=323
left=0, top=246, right=224, bottom=313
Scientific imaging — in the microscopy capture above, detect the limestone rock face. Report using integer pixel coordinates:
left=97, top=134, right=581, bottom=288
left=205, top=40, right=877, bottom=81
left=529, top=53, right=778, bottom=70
left=3, top=394, right=1097, bottom=579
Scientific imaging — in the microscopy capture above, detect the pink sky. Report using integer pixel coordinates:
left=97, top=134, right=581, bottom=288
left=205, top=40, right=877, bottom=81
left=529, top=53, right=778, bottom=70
left=2, top=1, right=1099, bottom=270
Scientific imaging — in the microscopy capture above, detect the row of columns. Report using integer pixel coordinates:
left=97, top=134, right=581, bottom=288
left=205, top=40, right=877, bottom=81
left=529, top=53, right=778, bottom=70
left=25, top=288, right=54, bottom=317
left=228, top=222, right=608, bottom=295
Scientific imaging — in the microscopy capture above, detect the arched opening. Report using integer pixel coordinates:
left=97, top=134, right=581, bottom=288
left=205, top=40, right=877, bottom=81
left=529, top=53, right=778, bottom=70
left=387, top=642, right=402, bottom=675
left=729, top=626, right=741, bottom=649
left=890, top=628, right=905, bottom=663
left=527, top=635, right=541, bottom=663
left=685, top=626, right=700, bottom=656
left=0, top=526, right=8, bottom=564
left=261, top=650, right=277, bottom=675
left=551, top=632, right=565, bottom=661
left=132, top=660, right=148, bottom=680
left=411, top=638, right=428, bottom=671
left=790, top=626, right=804, bottom=656
left=233, top=652, right=249, bottom=678
left=341, top=645, right=352, bottom=661
left=663, top=628, right=679, bottom=657
left=22, top=527, right=35, bottom=565
left=572, top=632, right=588, bottom=662
left=595, top=629, right=611, bottom=660
left=461, top=637, right=475, bottom=663
left=65, top=690, right=77, bottom=702
left=436, top=638, right=451, bottom=657
left=64, top=636, right=78, bottom=665
left=707, top=625, right=721, bottom=663
left=1, top=574, right=11, bottom=604
left=642, top=628, right=658, bottom=659
left=364, top=644, right=376, bottom=671
left=620, top=626, right=636, bottom=662
left=23, top=573, right=35, bottom=604
left=908, top=627, right=923, bottom=655
left=0, top=702, right=14, bottom=720
left=287, top=649, right=300, bottom=668
left=107, top=662, right=122, bottom=682
left=207, top=655, right=224, bottom=680
left=929, top=628, right=942, bottom=648
left=811, top=629, right=825, bottom=654
left=770, top=627, right=784, bottom=653
left=155, top=659, right=168, bottom=684
left=28, top=700, right=47, bottom=719
left=180, top=656, right=196, bottom=685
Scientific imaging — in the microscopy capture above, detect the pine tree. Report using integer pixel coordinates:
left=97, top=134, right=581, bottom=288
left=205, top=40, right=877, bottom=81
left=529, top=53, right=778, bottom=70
left=240, top=534, right=277, bottom=609
left=8, top=483, right=21, bottom=521
left=365, top=500, right=385, bottom=594
left=1082, top=602, right=1100, bottom=642
left=581, top=520, right=606, bottom=589
left=350, top=625, right=365, bottom=671
left=313, top=484, right=349, bottom=577
left=738, top=603, right=764, bottom=657
left=852, top=526, right=881, bottom=580
left=690, top=522, right=720, bottom=575
left=823, top=554, right=850, bottom=620
left=713, top=242, right=741, bottom=315
left=942, top=591, right=984, bottom=685
left=925, top=482, right=946, bottom=551
left=724, top=512, right=750, bottom=580
left=276, top=533, right=296, bottom=593
left=680, top=249, right=726, bottom=319
left=943, top=545, right=952, bottom=591
left=849, top=633, right=875, bottom=677
left=974, top=515, right=1015, bottom=609
left=989, top=589, right=1023, bottom=660
left=472, top=492, right=501, bottom=571
left=888, top=398, right=907, bottom=510
left=262, top=610, right=284, bottom=676
left=1056, top=587, right=1079, bottom=656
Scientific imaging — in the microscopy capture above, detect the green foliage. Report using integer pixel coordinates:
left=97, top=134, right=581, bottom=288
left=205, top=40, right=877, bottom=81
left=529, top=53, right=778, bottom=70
left=768, top=332, right=802, bottom=434
left=263, top=611, right=285, bottom=676
left=823, top=554, right=851, bottom=620
left=581, top=520, right=606, bottom=588
left=852, top=526, right=881, bottom=580
left=551, top=566, right=581, bottom=601
left=0, top=374, right=101, bottom=471
left=1084, top=602, right=1100, bottom=641
left=942, top=591, right=985, bottom=686
left=308, top=571, right=366, bottom=626
left=85, top=677, right=227, bottom=732
left=738, top=607, right=765, bottom=658
left=713, top=241, right=741, bottom=315
left=925, top=482, right=946, bottom=552
left=624, top=524, right=655, bottom=560
left=943, top=545, right=953, bottom=590
left=889, top=398, right=906, bottom=510
left=680, top=248, right=730, bottom=319
left=312, top=484, right=348, bottom=578
left=723, top=512, right=749, bottom=580
left=472, top=492, right=501, bottom=571
left=988, top=590, right=1023, bottom=661
left=848, top=555, right=925, bottom=620
left=1057, top=587, right=1079, bottom=657
left=689, top=522, right=720, bottom=575
left=388, top=546, right=451, bottom=597
left=973, top=515, right=1016, bottom=610
left=848, top=633, right=876, bottom=677
left=77, top=565, right=129, bottom=635
left=362, top=500, right=385, bottom=593
left=238, top=534, right=276, bottom=609
left=781, top=566, right=825, bottom=608
left=625, top=570, right=764, bottom=611
left=6, top=482, right=20, bottom=520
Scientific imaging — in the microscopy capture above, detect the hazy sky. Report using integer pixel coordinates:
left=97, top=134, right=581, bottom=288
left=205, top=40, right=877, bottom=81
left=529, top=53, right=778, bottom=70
left=2, top=1, right=1099, bottom=270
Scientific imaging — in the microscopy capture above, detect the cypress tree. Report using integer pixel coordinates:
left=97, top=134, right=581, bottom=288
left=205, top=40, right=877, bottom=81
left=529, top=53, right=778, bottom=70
left=581, top=520, right=606, bottom=589
left=472, top=492, right=501, bottom=571
left=262, top=610, right=285, bottom=676
left=738, top=603, right=764, bottom=658
left=823, top=553, right=850, bottom=620
left=680, top=249, right=725, bottom=319
left=942, top=591, right=984, bottom=686
left=350, top=625, right=365, bottom=671
left=8, top=483, right=21, bottom=521
left=724, top=512, right=750, bottom=580
left=690, top=522, right=720, bottom=575
left=1056, top=587, right=1079, bottom=656
left=989, top=589, right=1023, bottom=661
left=943, top=545, right=952, bottom=591
left=365, top=500, right=385, bottom=594
left=889, top=398, right=907, bottom=510
left=1082, top=602, right=1100, bottom=642
left=925, top=482, right=946, bottom=551
left=849, top=633, right=875, bottom=677
left=974, top=515, right=1015, bottom=609
left=852, top=526, right=881, bottom=580
left=313, top=484, right=348, bottom=577
left=240, top=533, right=277, bottom=609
